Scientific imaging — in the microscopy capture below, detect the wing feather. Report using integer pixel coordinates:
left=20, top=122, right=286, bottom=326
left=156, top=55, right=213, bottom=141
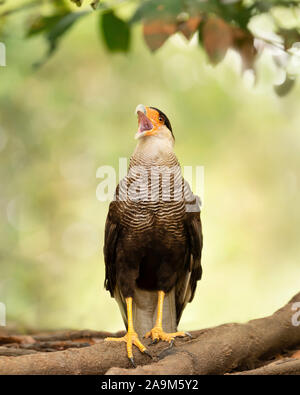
left=103, top=201, right=120, bottom=297
left=175, top=193, right=203, bottom=325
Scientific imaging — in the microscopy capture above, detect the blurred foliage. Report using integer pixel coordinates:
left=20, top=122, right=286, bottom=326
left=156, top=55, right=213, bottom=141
left=0, top=1, right=300, bottom=94
left=0, top=2, right=300, bottom=333
left=101, top=9, right=130, bottom=52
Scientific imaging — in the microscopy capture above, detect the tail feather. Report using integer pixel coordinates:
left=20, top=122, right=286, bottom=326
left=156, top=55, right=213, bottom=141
left=133, top=288, right=177, bottom=338
left=114, top=286, right=177, bottom=338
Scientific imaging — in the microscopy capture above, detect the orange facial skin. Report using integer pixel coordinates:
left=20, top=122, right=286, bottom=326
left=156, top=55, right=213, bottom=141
left=135, top=104, right=168, bottom=140
left=144, top=107, right=165, bottom=135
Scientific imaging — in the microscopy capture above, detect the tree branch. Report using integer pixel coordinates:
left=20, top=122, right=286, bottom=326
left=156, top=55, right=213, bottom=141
left=0, top=292, right=299, bottom=375
left=230, top=358, right=300, bottom=375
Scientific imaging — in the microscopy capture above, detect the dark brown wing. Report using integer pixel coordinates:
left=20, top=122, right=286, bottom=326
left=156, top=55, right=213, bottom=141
left=175, top=194, right=203, bottom=325
left=103, top=200, right=128, bottom=327
left=103, top=201, right=120, bottom=297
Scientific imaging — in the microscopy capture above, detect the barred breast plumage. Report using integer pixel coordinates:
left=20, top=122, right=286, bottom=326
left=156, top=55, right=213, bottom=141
left=116, top=143, right=186, bottom=236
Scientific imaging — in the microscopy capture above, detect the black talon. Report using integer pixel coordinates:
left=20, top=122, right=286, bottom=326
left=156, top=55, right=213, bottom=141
left=143, top=349, right=153, bottom=359
left=168, top=339, right=174, bottom=348
left=151, top=338, right=159, bottom=345
left=129, top=357, right=136, bottom=368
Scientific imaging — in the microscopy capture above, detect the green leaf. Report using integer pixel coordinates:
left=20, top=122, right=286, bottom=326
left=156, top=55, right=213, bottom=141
left=26, top=14, right=67, bottom=38
left=191, top=0, right=252, bottom=29
left=101, top=10, right=130, bottom=52
left=130, top=0, right=183, bottom=24
left=33, top=11, right=88, bottom=68
left=217, top=2, right=252, bottom=30
left=46, top=11, right=87, bottom=48
left=274, top=75, right=296, bottom=97
left=279, top=28, right=300, bottom=50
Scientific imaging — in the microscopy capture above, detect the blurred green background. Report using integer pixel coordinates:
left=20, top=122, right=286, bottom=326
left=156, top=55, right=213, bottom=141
left=0, top=8, right=300, bottom=333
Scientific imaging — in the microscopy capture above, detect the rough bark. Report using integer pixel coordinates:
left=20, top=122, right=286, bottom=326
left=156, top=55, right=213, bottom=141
left=230, top=358, right=300, bottom=375
left=0, top=292, right=299, bottom=375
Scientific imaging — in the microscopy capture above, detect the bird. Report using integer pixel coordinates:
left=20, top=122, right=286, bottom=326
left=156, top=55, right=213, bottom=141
left=103, top=104, right=203, bottom=367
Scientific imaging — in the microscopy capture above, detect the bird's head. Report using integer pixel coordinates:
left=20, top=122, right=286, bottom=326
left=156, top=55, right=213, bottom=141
left=135, top=104, right=174, bottom=143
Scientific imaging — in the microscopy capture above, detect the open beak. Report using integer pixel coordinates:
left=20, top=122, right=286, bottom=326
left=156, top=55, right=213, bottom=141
left=135, top=104, right=154, bottom=139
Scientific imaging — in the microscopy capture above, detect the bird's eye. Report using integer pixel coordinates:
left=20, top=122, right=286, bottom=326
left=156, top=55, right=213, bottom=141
left=159, top=116, right=164, bottom=122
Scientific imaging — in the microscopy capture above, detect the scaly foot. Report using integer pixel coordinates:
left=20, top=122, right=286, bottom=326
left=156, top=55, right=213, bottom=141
left=105, top=331, right=151, bottom=367
left=144, top=326, right=191, bottom=345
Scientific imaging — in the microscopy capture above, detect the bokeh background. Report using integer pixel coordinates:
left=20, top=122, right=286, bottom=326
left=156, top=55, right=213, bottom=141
left=1, top=7, right=300, bottom=333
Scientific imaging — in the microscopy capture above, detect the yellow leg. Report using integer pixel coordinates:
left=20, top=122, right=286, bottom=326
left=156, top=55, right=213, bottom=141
left=145, top=291, right=189, bottom=344
left=105, top=297, right=151, bottom=366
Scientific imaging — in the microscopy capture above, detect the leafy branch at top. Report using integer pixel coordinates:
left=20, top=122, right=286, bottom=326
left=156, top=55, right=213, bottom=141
left=1, top=0, right=300, bottom=95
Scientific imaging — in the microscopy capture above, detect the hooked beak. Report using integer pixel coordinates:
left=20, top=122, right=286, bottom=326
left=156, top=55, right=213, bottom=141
left=135, top=104, right=154, bottom=139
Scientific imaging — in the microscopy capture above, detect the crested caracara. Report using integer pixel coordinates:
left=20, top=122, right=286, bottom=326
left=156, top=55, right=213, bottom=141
left=104, top=105, right=203, bottom=366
